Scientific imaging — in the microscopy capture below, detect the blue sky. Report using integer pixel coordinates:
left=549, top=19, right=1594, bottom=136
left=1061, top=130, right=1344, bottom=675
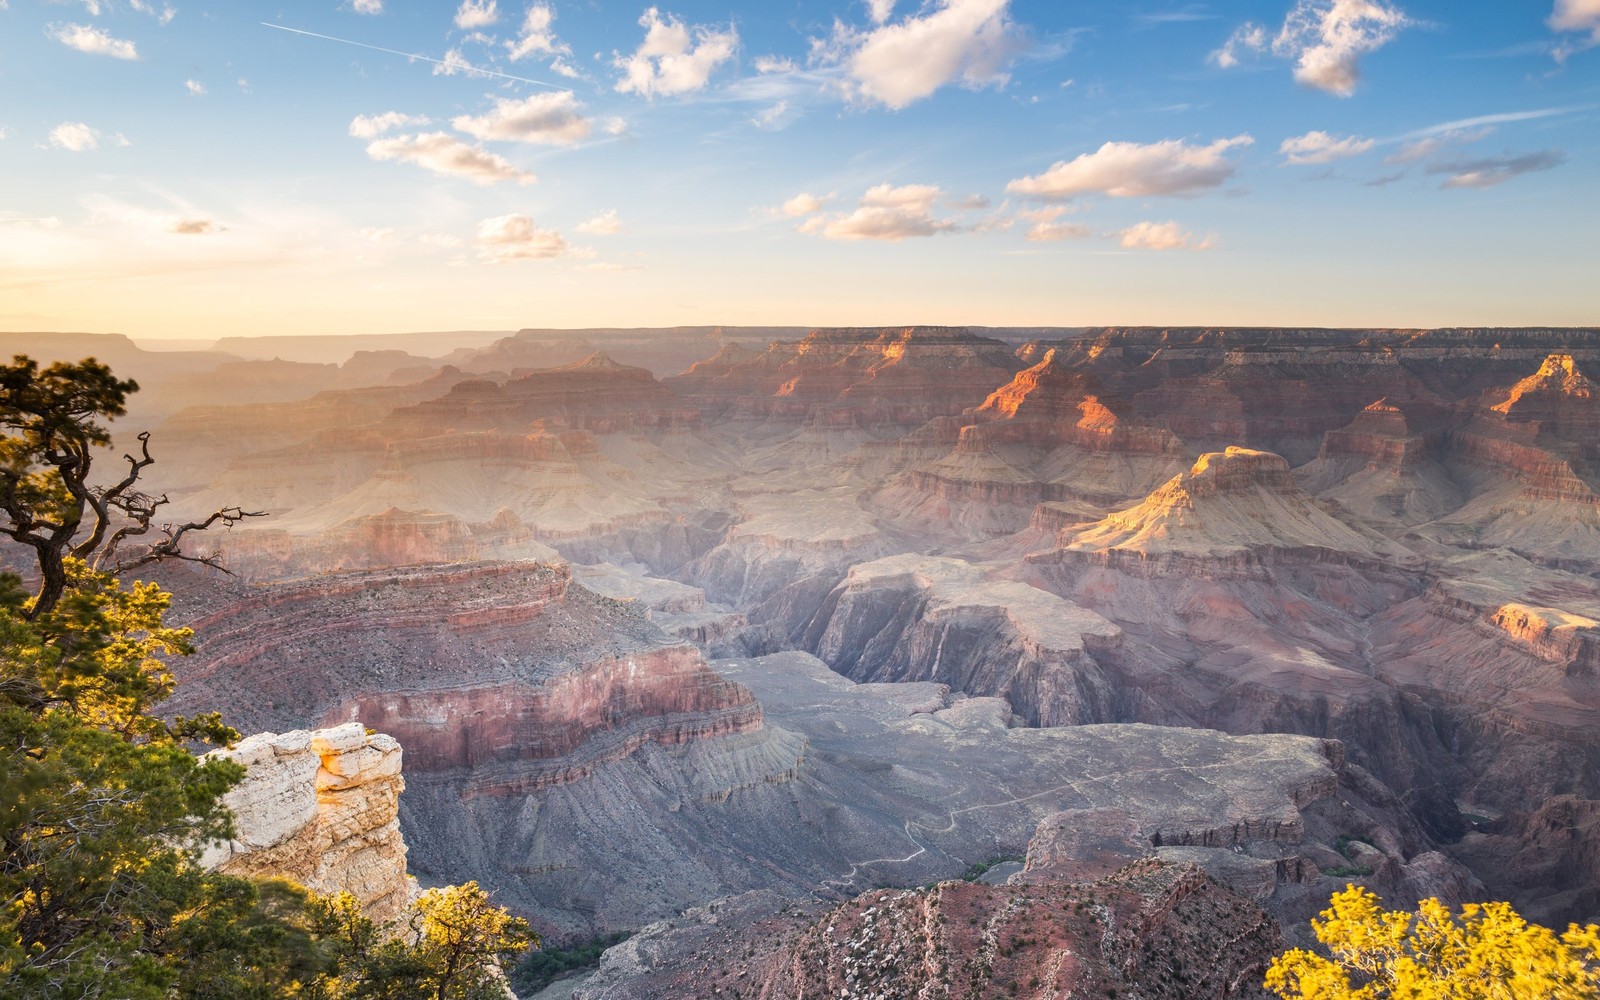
left=1, top=0, right=1597, bottom=339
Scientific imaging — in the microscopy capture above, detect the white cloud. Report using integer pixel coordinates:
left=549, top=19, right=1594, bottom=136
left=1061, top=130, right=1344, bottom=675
left=184, top=79, right=206, bottom=96
left=352, top=0, right=383, bottom=13
left=49, top=23, right=139, bottom=59
left=866, top=0, right=896, bottom=24
left=0, top=127, right=10, bottom=142
left=1006, top=135, right=1253, bottom=201
left=817, top=0, right=1025, bottom=110
left=1279, top=130, right=1373, bottom=164
left=1386, top=126, right=1490, bottom=165
left=614, top=7, right=739, bottom=97
left=782, top=192, right=829, bottom=217
left=1429, top=150, right=1564, bottom=189
left=433, top=48, right=477, bottom=76
left=454, top=0, right=498, bottom=29
left=49, top=122, right=99, bottom=152
left=80, top=195, right=221, bottom=235
left=1214, top=1, right=1408, bottom=95
left=1278, top=0, right=1408, bottom=95
left=452, top=92, right=592, bottom=145
left=800, top=183, right=962, bottom=242
left=365, top=132, right=536, bottom=185
left=751, top=101, right=790, bottom=129
left=128, top=0, right=175, bottom=21
left=113, top=132, right=132, bottom=147
left=1119, top=220, right=1216, bottom=251
left=576, top=210, right=622, bottom=235
left=1027, top=220, right=1091, bottom=241
left=754, top=55, right=797, bottom=73
left=476, top=214, right=568, bottom=260
left=1209, top=22, right=1266, bottom=67
left=1550, top=0, right=1600, bottom=39
left=349, top=111, right=432, bottom=138
left=1017, top=205, right=1089, bottom=241
left=603, top=116, right=629, bottom=136
left=507, top=3, right=570, bottom=60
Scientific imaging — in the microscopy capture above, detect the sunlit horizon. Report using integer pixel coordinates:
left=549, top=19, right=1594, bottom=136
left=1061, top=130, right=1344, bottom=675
left=3, top=1, right=1597, bottom=339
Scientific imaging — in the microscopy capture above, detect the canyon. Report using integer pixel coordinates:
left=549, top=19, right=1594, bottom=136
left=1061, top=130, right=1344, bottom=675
left=34, top=324, right=1600, bottom=997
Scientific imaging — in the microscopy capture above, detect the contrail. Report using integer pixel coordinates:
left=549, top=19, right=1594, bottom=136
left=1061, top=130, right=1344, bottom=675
left=260, top=22, right=563, bottom=89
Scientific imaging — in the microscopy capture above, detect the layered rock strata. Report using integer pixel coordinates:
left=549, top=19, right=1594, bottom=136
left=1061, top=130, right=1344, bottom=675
left=202, top=723, right=412, bottom=924
left=800, top=555, right=1124, bottom=726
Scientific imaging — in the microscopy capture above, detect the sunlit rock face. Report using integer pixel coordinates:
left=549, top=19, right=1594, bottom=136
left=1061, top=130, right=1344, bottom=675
left=202, top=723, right=411, bottom=925
left=870, top=349, right=1190, bottom=539
left=1030, top=447, right=1420, bottom=583
left=669, top=326, right=1024, bottom=426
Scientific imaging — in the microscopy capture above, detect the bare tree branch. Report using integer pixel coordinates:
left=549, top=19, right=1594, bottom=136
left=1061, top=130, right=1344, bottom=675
left=107, top=505, right=268, bottom=576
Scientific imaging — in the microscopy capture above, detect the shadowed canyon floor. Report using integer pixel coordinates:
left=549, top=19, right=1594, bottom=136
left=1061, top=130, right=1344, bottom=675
left=49, top=324, right=1600, bottom=995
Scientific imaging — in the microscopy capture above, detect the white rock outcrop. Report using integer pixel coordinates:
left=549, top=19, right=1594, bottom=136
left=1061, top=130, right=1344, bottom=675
left=201, top=722, right=412, bottom=924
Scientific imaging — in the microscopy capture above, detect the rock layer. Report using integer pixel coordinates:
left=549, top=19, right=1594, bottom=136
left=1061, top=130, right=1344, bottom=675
left=202, top=723, right=412, bottom=924
left=801, top=554, right=1124, bottom=725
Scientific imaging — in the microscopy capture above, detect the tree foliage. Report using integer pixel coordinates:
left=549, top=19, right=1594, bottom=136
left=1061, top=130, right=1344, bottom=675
left=0, top=356, right=536, bottom=997
left=308, top=884, right=536, bottom=1000
left=1266, top=885, right=1600, bottom=1000
left=0, top=354, right=260, bottom=619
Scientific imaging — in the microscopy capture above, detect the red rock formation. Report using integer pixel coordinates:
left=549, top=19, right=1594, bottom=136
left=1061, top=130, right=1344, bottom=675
left=1489, top=354, right=1600, bottom=444
left=388, top=353, right=700, bottom=434
left=337, top=645, right=760, bottom=794
left=1315, top=398, right=1447, bottom=473
left=165, top=563, right=761, bottom=779
left=1034, top=447, right=1416, bottom=577
left=753, top=861, right=1280, bottom=1000
left=1445, top=355, right=1600, bottom=507
left=670, top=326, right=1023, bottom=425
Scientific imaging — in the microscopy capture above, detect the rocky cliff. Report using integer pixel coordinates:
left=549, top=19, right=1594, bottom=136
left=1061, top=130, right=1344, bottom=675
left=202, top=723, right=412, bottom=924
left=758, top=861, right=1281, bottom=1000
left=669, top=326, right=1023, bottom=426
left=800, top=555, right=1124, bottom=726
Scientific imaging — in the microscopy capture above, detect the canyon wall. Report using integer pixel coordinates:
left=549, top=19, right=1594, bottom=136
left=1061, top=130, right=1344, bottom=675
left=202, top=723, right=412, bottom=925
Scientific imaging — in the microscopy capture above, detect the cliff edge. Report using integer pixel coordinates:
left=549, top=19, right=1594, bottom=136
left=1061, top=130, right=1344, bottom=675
left=200, top=722, right=412, bottom=924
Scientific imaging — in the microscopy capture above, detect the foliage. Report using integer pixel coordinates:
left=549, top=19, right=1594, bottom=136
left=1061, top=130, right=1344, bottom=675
left=1265, top=885, right=1600, bottom=999
left=0, top=559, right=249, bottom=997
left=0, top=354, right=259, bottom=620
left=961, top=855, right=1023, bottom=882
left=0, top=356, right=533, bottom=997
left=307, top=885, right=536, bottom=1000
left=509, top=930, right=628, bottom=995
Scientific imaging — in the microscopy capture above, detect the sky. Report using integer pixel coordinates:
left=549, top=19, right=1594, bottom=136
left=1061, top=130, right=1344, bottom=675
left=1, top=0, right=1597, bottom=340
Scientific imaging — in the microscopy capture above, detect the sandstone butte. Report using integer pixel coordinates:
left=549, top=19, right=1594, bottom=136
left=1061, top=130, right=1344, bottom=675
left=69, top=325, right=1600, bottom=998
